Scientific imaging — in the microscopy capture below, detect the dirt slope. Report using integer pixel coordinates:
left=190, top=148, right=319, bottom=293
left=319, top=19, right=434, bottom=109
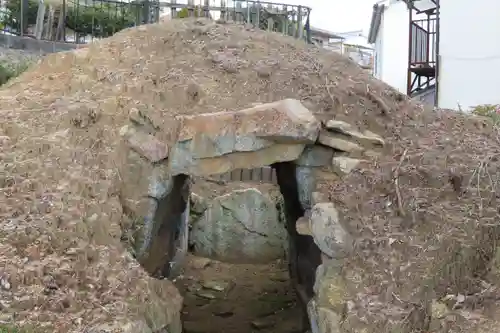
left=175, top=255, right=303, bottom=333
left=1, top=18, right=500, bottom=332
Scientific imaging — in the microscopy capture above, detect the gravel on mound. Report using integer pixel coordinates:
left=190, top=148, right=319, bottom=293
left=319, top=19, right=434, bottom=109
left=0, top=46, right=43, bottom=69
left=1, top=17, right=500, bottom=332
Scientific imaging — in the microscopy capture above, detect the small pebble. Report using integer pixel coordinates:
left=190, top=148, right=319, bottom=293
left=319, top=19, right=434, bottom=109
left=190, top=257, right=212, bottom=269
left=0, top=300, right=10, bottom=310
left=213, top=310, right=234, bottom=318
left=0, top=312, right=13, bottom=323
left=251, top=317, right=276, bottom=330
left=0, top=277, right=11, bottom=290
left=269, top=275, right=288, bottom=282
left=196, top=291, right=217, bottom=300
left=187, top=284, right=202, bottom=293
left=201, top=280, right=230, bottom=292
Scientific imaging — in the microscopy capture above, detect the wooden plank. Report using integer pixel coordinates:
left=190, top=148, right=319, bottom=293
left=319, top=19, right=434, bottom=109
left=262, top=167, right=272, bottom=182
left=249, top=168, right=257, bottom=182
left=202, top=167, right=281, bottom=184
left=229, top=169, right=239, bottom=182
left=271, top=168, right=278, bottom=184
left=243, top=169, right=253, bottom=182
left=34, top=0, right=46, bottom=40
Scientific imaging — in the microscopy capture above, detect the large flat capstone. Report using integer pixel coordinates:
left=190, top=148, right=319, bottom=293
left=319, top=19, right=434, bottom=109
left=168, top=99, right=320, bottom=176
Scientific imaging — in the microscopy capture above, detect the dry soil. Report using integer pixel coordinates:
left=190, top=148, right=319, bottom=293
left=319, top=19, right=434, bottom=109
left=1, top=17, right=500, bottom=332
left=175, top=255, right=302, bottom=333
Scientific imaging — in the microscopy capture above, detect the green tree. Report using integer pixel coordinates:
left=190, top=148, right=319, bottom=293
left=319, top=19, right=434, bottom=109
left=471, top=104, right=500, bottom=124
left=1, top=0, right=141, bottom=38
left=2, top=0, right=38, bottom=33
left=177, top=6, right=203, bottom=18
left=65, top=2, right=139, bottom=38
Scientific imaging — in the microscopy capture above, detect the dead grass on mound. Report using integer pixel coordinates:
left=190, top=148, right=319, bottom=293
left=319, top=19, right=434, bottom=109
left=0, top=17, right=500, bottom=332
left=327, top=109, right=500, bottom=331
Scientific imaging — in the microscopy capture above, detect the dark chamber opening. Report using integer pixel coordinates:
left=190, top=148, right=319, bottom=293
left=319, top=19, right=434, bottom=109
left=153, top=163, right=322, bottom=333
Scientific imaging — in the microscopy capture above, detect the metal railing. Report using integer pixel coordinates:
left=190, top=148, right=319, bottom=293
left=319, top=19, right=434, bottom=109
left=0, top=0, right=157, bottom=43
left=410, top=17, right=437, bottom=66
left=0, top=0, right=311, bottom=44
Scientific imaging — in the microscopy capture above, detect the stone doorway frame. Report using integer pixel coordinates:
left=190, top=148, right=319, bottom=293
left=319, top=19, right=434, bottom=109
left=118, top=98, right=385, bottom=331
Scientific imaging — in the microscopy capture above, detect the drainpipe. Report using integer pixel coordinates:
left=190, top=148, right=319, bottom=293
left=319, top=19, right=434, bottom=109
left=434, top=0, right=441, bottom=108
left=406, top=5, right=413, bottom=96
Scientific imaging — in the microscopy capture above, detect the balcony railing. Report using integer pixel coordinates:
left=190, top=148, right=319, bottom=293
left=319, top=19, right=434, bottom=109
left=410, top=17, right=437, bottom=67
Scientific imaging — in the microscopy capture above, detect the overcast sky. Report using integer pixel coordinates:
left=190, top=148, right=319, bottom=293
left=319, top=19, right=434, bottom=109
left=186, top=0, right=378, bottom=35
left=283, top=0, right=377, bottom=34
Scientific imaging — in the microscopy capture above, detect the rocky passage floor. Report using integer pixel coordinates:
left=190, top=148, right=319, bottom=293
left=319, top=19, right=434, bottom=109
left=174, top=255, right=302, bottom=333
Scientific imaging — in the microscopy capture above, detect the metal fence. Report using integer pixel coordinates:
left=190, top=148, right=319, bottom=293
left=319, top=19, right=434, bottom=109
left=0, top=0, right=311, bottom=44
left=0, top=0, right=158, bottom=42
left=214, top=166, right=278, bottom=184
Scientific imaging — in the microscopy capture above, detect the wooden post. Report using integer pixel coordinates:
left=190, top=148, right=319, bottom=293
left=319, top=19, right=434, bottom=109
left=255, top=1, right=260, bottom=28
left=236, top=1, right=242, bottom=23
left=171, top=0, right=176, bottom=19
left=220, top=0, right=226, bottom=21
left=141, top=0, right=150, bottom=24
left=282, top=5, right=288, bottom=35
left=20, top=0, right=24, bottom=36
left=290, top=10, right=295, bottom=37
left=61, top=0, right=66, bottom=40
left=246, top=0, right=250, bottom=24
left=152, top=0, right=160, bottom=22
left=187, top=0, right=194, bottom=17
left=305, top=8, right=311, bottom=43
left=297, top=5, right=302, bottom=40
left=55, top=6, right=65, bottom=41
left=43, top=4, right=55, bottom=40
left=34, top=0, right=46, bottom=40
left=204, top=0, right=209, bottom=18
left=267, top=4, right=273, bottom=32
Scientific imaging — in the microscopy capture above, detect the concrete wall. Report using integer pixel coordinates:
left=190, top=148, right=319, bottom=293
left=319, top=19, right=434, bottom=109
left=0, top=33, right=79, bottom=53
left=438, top=0, right=500, bottom=110
left=413, top=86, right=436, bottom=106
left=372, top=1, right=409, bottom=94
left=311, top=34, right=330, bottom=47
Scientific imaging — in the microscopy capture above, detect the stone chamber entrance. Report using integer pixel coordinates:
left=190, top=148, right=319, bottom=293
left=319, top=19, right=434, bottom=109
left=174, top=161, right=319, bottom=333
left=176, top=255, right=303, bottom=333
left=117, top=99, right=385, bottom=333
left=176, top=162, right=304, bottom=333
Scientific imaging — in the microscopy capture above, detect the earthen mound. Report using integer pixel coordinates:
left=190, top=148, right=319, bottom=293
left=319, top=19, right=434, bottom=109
left=1, top=18, right=500, bottom=333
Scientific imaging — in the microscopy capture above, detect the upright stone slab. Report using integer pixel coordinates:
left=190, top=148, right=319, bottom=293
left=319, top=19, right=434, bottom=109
left=190, top=187, right=288, bottom=263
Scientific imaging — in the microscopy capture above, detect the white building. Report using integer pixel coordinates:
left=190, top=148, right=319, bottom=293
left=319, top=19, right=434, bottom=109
left=335, top=30, right=374, bottom=71
left=309, top=26, right=344, bottom=51
left=368, top=0, right=500, bottom=110
left=309, top=27, right=374, bottom=72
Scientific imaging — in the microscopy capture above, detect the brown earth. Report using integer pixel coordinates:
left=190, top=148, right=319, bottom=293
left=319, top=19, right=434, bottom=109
left=1, top=17, right=500, bottom=332
left=175, top=254, right=302, bottom=333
